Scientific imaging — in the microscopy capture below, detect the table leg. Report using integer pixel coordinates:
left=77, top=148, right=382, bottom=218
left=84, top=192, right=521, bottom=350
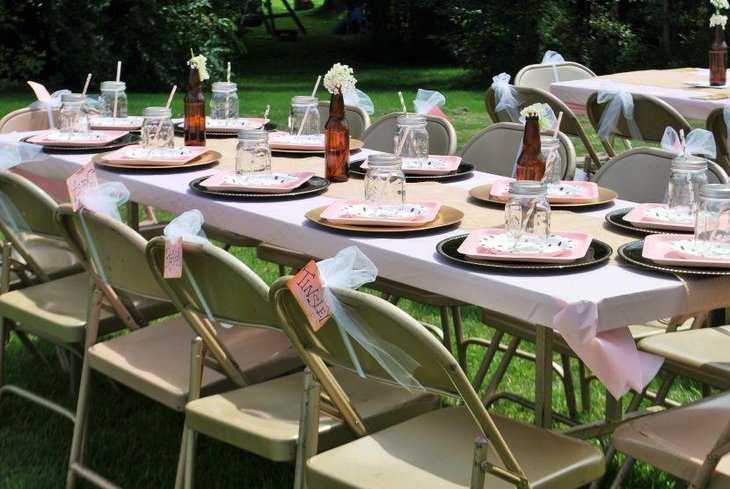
left=535, top=324, right=554, bottom=429
left=605, top=389, right=622, bottom=423
left=127, top=201, right=139, bottom=232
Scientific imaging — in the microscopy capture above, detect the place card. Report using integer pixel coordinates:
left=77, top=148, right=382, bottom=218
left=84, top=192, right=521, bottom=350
left=163, top=237, right=183, bottom=279
left=287, top=260, right=332, bottom=331
left=66, top=162, right=99, bottom=211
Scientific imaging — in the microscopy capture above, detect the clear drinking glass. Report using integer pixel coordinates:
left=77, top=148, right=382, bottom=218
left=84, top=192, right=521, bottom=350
left=667, top=155, right=708, bottom=220
left=394, top=115, right=429, bottom=167
left=236, top=129, right=271, bottom=176
left=364, top=154, right=406, bottom=211
left=98, top=81, right=128, bottom=118
left=141, top=107, right=174, bottom=153
left=288, top=96, right=320, bottom=136
left=540, top=136, right=563, bottom=186
left=59, top=93, right=90, bottom=136
left=210, top=82, right=239, bottom=123
left=505, top=180, right=551, bottom=246
left=695, top=184, right=730, bottom=256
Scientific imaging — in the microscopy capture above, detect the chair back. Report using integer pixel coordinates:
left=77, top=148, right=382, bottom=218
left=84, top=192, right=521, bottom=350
left=270, top=277, right=528, bottom=483
left=485, top=85, right=603, bottom=171
left=317, top=101, right=371, bottom=140
left=591, top=147, right=729, bottom=203
left=146, top=236, right=279, bottom=386
left=460, top=122, right=576, bottom=179
left=586, top=92, right=691, bottom=156
left=0, top=107, right=60, bottom=134
left=706, top=107, right=730, bottom=173
left=54, top=204, right=166, bottom=300
left=362, top=112, right=457, bottom=155
left=514, top=62, right=596, bottom=92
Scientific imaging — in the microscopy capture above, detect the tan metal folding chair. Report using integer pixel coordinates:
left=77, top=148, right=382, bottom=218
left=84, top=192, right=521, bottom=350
left=145, top=240, right=439, bottom=488
left=317, top=100, right=371, bottom=139
left=362, top=112, right=457, bottom=155
left=706, top=107, right=730, bottom=174
left=0, top=107, right=60, bottom=133
left=460, top=121, right=577, bottom=179
left=55, top=208, right=302, bottom=489
left=515, top=61, right=596, bottom=92
left=485, top=84, right=604, bottom=173
left=585, top=92, right=692, bottom=158
left=269, top=277, right=605, bottom=489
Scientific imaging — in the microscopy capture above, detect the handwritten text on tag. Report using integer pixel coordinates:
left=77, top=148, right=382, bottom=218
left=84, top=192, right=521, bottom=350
left=164, top=237, right=183, bottom=279
left=66, top=162, right=99, bottom=211
left=286, top=260, right=332, bottom=332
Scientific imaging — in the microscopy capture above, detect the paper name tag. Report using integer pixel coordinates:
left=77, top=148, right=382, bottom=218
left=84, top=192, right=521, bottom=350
left=27, top=81, right=52, bottom=103
left=164, top=237, right=183, bottom=279
left=287, top=260, right=332, bottom=331
left=66, top=162, right=99, bottom=210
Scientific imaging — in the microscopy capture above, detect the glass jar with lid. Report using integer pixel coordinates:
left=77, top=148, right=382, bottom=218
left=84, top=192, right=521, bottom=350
left=667, top=155, right=708, bottom=221
left=364, top=154, right=406, bottom=211
left=695, top=183, right=730, bottom=256
left=141, top=107, right=174, bottom=152
left=98, top=81, right=128, bottom=118
left=59, top=93, right=90, bottom=135
left=210, top=82, right=239, bottom=123
left=540, top=136, right=563, bottom=186
left=505, top=180, right=551, bottom=246
left=236, top=129, right=271, bottom=176
left=394, top=115, right=429, bottom=167
left=288, top=96, right=320, bottom=136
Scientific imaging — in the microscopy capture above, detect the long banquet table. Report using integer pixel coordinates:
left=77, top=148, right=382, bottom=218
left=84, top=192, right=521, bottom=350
left=550, top=67, right=728, bottom=120
left=5, top=131, right=730, bottom=427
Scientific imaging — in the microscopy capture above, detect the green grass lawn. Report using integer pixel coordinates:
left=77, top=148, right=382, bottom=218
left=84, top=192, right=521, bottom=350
left=0, top=3, right=707, bottom=488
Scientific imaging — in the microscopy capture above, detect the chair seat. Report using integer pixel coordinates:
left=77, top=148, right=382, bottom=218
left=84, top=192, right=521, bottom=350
left=0, top=272, right=173, bottom=344
left=89, top=316, right=301, bottom=411
left=306, top=406, right=604, bottom=489
left=613, top=393, right=730, bottom=487
left=638, top=326, right=730, bottom=389
left=185, top=367, right=439, bottom=462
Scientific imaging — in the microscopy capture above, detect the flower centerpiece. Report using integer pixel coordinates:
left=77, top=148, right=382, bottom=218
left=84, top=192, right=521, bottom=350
left=710, top=0, right=729, bottom=86
left=520, top=103, right=551, bottom=132
left=184, top=50, right=208, bottom=146
left=323, top=63, right=356, bottom=182
left=187, top=50, right=210, bottom=81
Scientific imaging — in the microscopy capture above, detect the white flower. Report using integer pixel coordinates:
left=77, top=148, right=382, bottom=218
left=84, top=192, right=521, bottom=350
left=712, top=0, right=729, bottom=11
left=711, top=13, right=728, bottom=28
left=187, top=52, right=210, bottom=81
left=520, top=103, right=551, bottom=132
left=323, top=63, right=357, bottom=94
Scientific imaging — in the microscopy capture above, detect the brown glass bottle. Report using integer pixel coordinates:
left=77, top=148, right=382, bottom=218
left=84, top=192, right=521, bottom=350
left=515, top=115, right=545, bottom=181
left=325, top=91, right=350, bottom=182
left=710, top=25, right=727, bottom=86
left=184, top=67, right=206, bottom=146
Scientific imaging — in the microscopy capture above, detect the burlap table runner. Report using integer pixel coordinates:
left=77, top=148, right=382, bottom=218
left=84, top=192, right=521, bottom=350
left=601, top=68, right=730, bottom=95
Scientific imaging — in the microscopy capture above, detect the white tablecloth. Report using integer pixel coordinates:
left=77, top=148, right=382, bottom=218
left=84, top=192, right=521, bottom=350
left=7, top=132, right=726, bottom=397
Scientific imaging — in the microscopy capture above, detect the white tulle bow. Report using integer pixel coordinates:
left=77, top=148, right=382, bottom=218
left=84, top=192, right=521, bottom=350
left=318, top=246, right=422, bottom=391
left=79, top=181, right=130, bottom=221
left=541, top=50, right=566, bottom=82
left=491, top=72, right=521, bottom=122
left=596, top=82, right=642, bottom=142
left=343, top=88, right=375, bottom=115
left=0, top=142, right=47, bottom=171
left=661, top=126, right=716, bottom=159
left=164, top=209, right=208, bottom=244
left=413, top=89, right=446, bottom=116
left=29, top=89, right=70, bottom=129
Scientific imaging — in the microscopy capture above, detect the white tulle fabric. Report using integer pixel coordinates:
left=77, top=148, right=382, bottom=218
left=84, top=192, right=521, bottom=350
left=541, top=50, right=566, bottom=82
left=596, top=82, right=642, bottom=142
left=660, top=126, right=716, bottom=159
left=343, top=88, right=375, bottom=115
left=491, top=73, right=521, bottom=122
left=723, top=105, right=730, bottom=153
left=413, top=89, right=446, bottom=116
left=0, top=142, right=46, bottom=171
left=317, top=246, right=423, bottom=391
left=29, top=89, right=70, bottom=129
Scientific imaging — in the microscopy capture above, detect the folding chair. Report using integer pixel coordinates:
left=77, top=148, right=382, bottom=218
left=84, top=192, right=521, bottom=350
left=269, top=277, right=605, bottom=488
left=485, top=84, right=604, bottom=173
left=362, top=112, right=457, bottom=155
left=145, top=239, right=439, bottom=488
left=55, top=207, right=303, bottom=489
left=0, top=107, right=60, bottom=133
left=586, top=92, right=691, bottom=158
left=317, top=100, right=371, bottom=140
left=515, top=61, right=596, bottom=92
left=706, top=107, right=730, bottom=174
left=460, top=121, right=576, bottom=179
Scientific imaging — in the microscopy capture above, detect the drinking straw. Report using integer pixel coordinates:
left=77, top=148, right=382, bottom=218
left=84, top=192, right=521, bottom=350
left=264, top=104, right=271, bottom=120
left=82, top=73, right=92, bottom=95
left=227, top=62, right=231, bottom=83
left=165, top=85, right=177, bottom=109
left=297, top=75, right=322, bottom=136
left=396, top=91, right=412, bottom=156
left=398, top=91, right=408, bottom=115
left=112, top=60, right=122, bottom=119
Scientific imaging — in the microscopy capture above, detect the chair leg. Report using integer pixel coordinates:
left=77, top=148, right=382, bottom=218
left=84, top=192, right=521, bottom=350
left=560, top=354, right=579, bottom=420
left=485, top=337, right=520, bottom=397
left=0, top=318, right=7, bottom=405
left=183, top=427, right=198, bottom=489
left=66, top=359, right=93, bottom=489
left=471, top=330, right=506, bottom=392
left=451, top=306, right=467, bottom=372
left=470, top=437, right=489, bottom=489
left=579, top=362, right=591, bottom=413
left=174, top=424, right=189, bottom=489
left=438, top=306, right=453, bottom=356
left=278, top=264, right=287, bottom=277
left=294, top=368, right=321, bottom=489
left=608, top=456, right=636, bottom=489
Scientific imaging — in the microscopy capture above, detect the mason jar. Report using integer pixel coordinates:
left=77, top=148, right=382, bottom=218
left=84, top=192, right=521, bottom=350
left=210, top=82, right=239, bottom=123
left=364, top=154, right=406, bottom=211
left=667, top=155, right=708, bottom=221
left=540, top=136, right=563, bottom=186
left=141, top=107, right=174, bottom=152
left=394, top=115, right=429, bottom=167
left=287, top=96, right=320, bottom=136
left=236, top=129, right=271, bottom=176
left=59, top=93, right=90, bottom=135
left=695, top=184, right=730, bottom=256
left=505, top=180, right=551, bottom=246
left=98, top=81, right=128, bottom=119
